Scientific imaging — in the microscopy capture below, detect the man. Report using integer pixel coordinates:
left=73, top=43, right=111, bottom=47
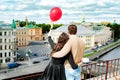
left=53, top=24, right=85, bottom=80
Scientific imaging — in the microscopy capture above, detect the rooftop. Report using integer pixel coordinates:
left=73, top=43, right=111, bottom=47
left=27, top=24, right=39, bottom=29
left=53, top=24, right=95, bottom=36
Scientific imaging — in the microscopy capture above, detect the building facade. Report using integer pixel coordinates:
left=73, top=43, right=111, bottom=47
left=94, top=26, right=112, bottom=46
left=16, top=27, right=29, bottom=46
left=0, top=24, right=17, bottom=63
left=27, top=24, right=42, bottom=41
left=14, top=17, right=42, bottom=46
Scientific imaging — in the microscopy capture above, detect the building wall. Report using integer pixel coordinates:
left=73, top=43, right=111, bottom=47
left=28, top=28, right=42, bottom=41
left=94, top=27, right=112, bottom=46
left=0, top=28, right=16, bottom=63
left=80, top=35, right=94, bottom=47
left=16, top=28, right=29, bottom=47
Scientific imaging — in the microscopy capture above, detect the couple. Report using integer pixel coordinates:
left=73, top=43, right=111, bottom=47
left=40, top=24, right=85, bottom=80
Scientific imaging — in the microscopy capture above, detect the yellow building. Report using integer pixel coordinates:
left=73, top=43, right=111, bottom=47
left=16, top=27, right=29, bottom=47
left=14, top=17, right=42, bottom=46
left=27, top=24, right=42, bottom=41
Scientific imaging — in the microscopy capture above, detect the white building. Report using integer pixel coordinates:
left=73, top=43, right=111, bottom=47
left=0, top=24, right=17, bottom=63
left=51, top=24, right=95, bottom=47
left=50, top=24, right=112, bottom=48
left=93, top=25, right=112, bottom=46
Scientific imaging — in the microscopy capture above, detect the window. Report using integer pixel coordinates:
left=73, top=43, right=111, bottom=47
left=0, top=39, right=2, bottom=43
left=9, top=52, right=11, bottom=56
left=5, top=45, right=7, bottom=49
left=0, top=32, right=2, bottom=36
left=5, top=58, right=10, bottom=62
left=4, top=32, right=7, bottom=36
left=5, top=52, right=7, bottom=57
left=9, top=45, right=11, bottom=49
left=0, top=53, right=2, bottom=57
left=36, top=30, right=39, bottom=35
left=31, top=30, right=32, bottom=35
left=5, top=39, right=7, bottom=43
left=0, top=45, right=2, bottom=50
left=0, top=59, right=3, bottom=63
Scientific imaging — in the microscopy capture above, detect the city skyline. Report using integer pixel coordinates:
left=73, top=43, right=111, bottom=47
left=0, top=0, right=120, bottom=24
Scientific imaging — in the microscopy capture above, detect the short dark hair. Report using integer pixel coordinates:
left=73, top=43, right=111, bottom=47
left=68, top=24, right=77, bottom=34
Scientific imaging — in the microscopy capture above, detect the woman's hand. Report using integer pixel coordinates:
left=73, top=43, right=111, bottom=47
left=48, top=29, right=52, bottom=36
left=48, top=21, right=53, bottom=36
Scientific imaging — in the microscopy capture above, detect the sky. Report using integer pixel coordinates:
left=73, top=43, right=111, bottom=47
left=0, top=0, right=120, bottom=24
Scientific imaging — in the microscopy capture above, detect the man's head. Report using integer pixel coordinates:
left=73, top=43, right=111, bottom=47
left=68, top=24, right=77, bottom=35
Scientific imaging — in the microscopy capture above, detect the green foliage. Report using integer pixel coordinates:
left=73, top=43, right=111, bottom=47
left=19, top=21, right=26, bottom=27
left=16, top=20, right=36, bottom=27
left=29, top=21, right=36, bottom=25
left=106, top=22, right=120, bottom=41
left=36, top=23, right=63, bottom=33
left=15, top=20, right=63, bottom=33
left=84, top=39, right=120, bottom=57
left=53, top=24, right=63, bottom=29
left=36, top=23, right=51, bottom=33
left=84, top=52, right=97, bottom=57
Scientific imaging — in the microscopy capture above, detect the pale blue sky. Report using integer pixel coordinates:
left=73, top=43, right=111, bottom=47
left=0, top=0, right=120, bottom=24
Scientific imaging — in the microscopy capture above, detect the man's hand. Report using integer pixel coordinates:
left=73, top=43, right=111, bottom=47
left=78, top=62, right=82, bottom=67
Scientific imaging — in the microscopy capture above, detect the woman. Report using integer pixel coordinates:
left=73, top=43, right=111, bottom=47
left=40, top=32, right=78, bottom=80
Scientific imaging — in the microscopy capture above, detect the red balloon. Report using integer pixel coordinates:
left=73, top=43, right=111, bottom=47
left=50, top=7, right=62, bottom=21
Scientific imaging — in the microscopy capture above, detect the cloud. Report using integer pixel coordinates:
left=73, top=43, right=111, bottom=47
left=0, top=5, right=7, bottom=10
left=0, top=0, right=120, bottom=23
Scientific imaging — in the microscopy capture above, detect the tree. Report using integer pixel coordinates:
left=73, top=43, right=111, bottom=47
left=36, top=23, right=63, bottom=33
left=106, top=22, right=120, bottom=41
left=20, top=21, right=26, bottom=27
left=29, top=21, right=36, bottom=25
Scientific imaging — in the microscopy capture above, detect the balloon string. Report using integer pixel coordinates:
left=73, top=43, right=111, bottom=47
left=50, top=20, right=53, bottom=30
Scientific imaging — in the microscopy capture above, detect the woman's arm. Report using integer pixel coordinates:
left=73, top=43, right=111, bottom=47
left=48, top=29, right=55, bottom=49
left=48, top=36, right=55, bottom=49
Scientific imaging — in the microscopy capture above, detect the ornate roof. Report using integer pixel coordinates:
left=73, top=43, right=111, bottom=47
left=11, top=19, right=16, bottom=29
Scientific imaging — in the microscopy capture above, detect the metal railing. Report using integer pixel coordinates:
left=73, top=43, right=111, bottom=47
left=3, top=58, right=120, bottom=80
left=81, top=58, right=120, bottom=80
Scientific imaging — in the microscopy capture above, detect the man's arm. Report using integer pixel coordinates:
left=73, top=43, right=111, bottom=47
left=52, top=39, right=71, bottom=57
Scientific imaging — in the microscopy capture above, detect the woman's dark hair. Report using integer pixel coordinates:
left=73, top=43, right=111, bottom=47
left=51, top=32, right=69, bottom=55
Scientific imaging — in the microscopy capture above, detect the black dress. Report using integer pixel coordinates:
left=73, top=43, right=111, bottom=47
left=40, top=36, right=78, bottom=80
